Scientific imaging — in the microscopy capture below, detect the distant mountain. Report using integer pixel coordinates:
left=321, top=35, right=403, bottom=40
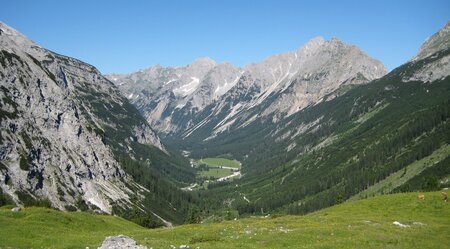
left=107, top=37, right=387, bottom=138
left=0, top=22, right=195, bottom=225
left=108, top=57, right=243, bottom=133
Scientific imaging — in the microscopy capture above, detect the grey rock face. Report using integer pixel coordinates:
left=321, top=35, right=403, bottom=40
left=404, top=21, right=450, bottom=83
left=107, top=58, right=242, bottom=133
left=98, top=235, right=147, bottom=249
left=413, top=21, right=450, bottom=61
left=182, top=37, right=387, bottom=139
left=0, top=22, right=163, bottom=213
left=236, top=37, right=387, bottom=117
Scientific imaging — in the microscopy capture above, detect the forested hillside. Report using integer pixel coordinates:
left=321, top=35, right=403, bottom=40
left=187, top=45, right=450, bottom=217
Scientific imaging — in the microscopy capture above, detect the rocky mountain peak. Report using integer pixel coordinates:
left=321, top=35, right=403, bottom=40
left=0, top=22, right=40, bottom=55
left=297, top=36, right=325, bottom=55
left=201, top=62, right=243, bottom=98
left=413, top=21, right=450, bottom=61
left=326, top=37, right=346, bottom=48
left=190, top=57, right=217, bottom=68
left=0, top=22, right=22, bottom=37
left=404, top=21, right=450, bottom=83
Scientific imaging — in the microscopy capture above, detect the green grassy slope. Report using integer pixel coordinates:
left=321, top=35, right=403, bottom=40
left=1, top=192, right=448, bottom=248
left=0, top=206, right=144, bottom=248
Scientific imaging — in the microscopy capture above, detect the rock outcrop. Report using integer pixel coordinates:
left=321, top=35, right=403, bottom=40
left=98, top=235, right=147, bottom=249
left=405, top=21, right=450, bottom=83
left=0, top=22, right=165, bottom=213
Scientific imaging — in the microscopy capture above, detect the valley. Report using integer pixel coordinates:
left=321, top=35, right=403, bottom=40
left=183, top=157, right=242, bottom=191
left=0, top=10, right=449, bottom=248
left=196, top=157, right=241, bottom=181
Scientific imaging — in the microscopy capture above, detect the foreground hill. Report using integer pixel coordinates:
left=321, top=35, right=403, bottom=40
left=0, top=192, right=448, bottom=248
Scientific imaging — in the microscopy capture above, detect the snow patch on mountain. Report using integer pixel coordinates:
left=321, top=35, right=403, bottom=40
left=174, top=77, right=200, bottom=96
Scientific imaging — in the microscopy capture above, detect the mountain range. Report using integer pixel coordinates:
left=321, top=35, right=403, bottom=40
left=107, top=36, right=387, bottom=138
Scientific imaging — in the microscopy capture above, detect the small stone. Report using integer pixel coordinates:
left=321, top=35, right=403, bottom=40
left=11, top=207, right=21, bottom=212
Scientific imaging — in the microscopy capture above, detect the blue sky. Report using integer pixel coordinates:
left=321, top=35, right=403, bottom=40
left=2, top=0, right=449, bottom=73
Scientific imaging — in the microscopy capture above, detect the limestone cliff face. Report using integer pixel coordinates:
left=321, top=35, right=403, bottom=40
left=413, top=21, right=450, bottom=61
left=0, top=22, right=164, bottom=213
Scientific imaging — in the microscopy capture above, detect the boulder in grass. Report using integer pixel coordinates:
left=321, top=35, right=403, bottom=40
left=11, top=207, right=21, bottom=213
left=98, top=235, right=147, bottom=249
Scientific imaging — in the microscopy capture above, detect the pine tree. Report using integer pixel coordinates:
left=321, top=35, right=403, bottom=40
left=186, top=206, right=201, bottom=224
